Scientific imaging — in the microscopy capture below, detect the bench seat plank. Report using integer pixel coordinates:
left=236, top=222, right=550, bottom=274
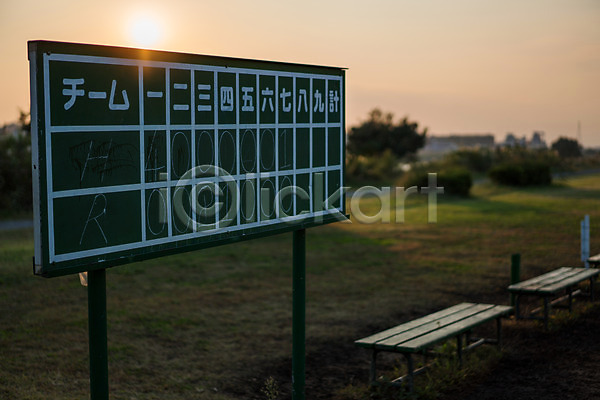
left=374, top=304, right=494, bottom=350
left=507, top=267, right=571, bottom=290
left=518, top=268, right=586, bottom=292
left=509, top=267, right=599, bottom=295
left=523, top=268, right=584, bottom=291
left=539, top=269, right=599, bottom=294
left=508, top=268, right=580, bottom=292
left=395, top=305, right=512, bottom=352
left=355, top=303, right=474, bottom=348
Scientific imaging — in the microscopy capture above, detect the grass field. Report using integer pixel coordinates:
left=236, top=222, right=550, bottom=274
left=1, top=174, right=599, bottom=399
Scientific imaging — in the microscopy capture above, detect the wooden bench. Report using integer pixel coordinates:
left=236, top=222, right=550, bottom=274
left=508, top=267, right=599, bottom=330
left=588, top=254, right=600, bottom=267
left=354, top=303, right=512, bottom=392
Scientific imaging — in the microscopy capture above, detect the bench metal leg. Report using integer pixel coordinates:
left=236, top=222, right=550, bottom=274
left=404, top=353, right=414, bottom=393
left=369, top=350, right=378, bottom=386
left=496, top=317, right=502, bottom=349
left=568, top=288, right=573, bottom=312
left=591, top=277, right=596, bottom=301
left=543, top=297, right=549, bottom=330
left=457, top=334, right=463, bottom=368
left=515, top=295, right=521, bottom=320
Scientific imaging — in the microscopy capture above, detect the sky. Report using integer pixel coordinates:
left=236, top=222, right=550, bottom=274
left=1, top=0, right=599, bottom=146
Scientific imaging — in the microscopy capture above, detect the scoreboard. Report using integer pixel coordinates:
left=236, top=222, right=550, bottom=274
left=28, top=41, right=346, bottom=277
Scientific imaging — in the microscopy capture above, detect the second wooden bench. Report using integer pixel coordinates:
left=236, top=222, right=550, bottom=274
left=508, top=266, right=599, bottom=330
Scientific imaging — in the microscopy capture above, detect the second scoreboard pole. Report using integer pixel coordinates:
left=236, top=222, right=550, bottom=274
left=292, top=229, right=306, bottom=400
left=88, top=268, right=109, bottom=400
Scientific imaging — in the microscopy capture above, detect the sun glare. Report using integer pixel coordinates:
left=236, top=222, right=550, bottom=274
left=129, top=14, right=162, bottom=48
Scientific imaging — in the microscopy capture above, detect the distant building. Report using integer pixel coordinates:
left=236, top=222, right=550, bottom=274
left=418, top=131, right=548, bottom=160
left=528, top=131, right=547, bottom=149
left=418, top=134, right=495, bottom=160
left=501, top=133, right=522, bottom=147
left=500, top=131, right=547, bottom=149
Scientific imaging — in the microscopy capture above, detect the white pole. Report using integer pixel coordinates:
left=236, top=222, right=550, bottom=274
left=581, top=215, right=590, bottom=268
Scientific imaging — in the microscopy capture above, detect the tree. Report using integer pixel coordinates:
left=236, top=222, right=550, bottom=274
left=18, top=110, right=31, bottom=136
left=347, top=108, right=427, bottom=159
left=551, top=137, right=582, bottom=158
left=0, top=111, right=32, bottom=212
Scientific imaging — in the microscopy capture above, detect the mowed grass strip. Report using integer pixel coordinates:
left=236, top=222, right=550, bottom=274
left=1, top=174, right=599, bottom=399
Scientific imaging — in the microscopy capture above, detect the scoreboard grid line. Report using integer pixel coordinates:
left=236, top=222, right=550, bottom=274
left=138, top=66, right=146, bottom=242
left=293, top=76, right=297, bottom=217
left=275, top=72, right=279, bottom=224
left=191, top=68, right=197, bottom=233
left=165, top=68, right=173, bottom=238
left=46, top=53, right=343, bottom=81
left=48, top=123, right=342, bottom=133
left=235, top=73, right=241, bottom=227
left=309, top=78, right=313, bottom=214
left=213, top=70, right=219, bottom=230
left=256, top=74, right=261, bottom=225
left=325, top=79, right=328, bottom=212
left=43, top=54, right=56, bottom=262
left=340, top=76, right=345, bottom=209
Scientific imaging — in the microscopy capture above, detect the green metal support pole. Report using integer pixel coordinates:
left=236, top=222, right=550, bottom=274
left=292, top=229, right=306, bottom=400
left=510, top=254, right=521, bottom=307
left=88, top=268, right=109, bottom=400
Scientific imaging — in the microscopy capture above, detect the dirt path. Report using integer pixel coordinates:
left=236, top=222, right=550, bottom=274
left=0, top=219, right=32, bottom=230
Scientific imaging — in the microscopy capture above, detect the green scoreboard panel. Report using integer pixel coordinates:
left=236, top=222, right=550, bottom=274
left=28, top=41, right=346, bottom=277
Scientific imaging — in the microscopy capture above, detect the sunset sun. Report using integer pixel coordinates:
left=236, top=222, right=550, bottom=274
left=129, top=13, right=162, bottom=48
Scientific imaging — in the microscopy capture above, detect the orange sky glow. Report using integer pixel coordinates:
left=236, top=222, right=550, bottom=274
left=2, top=0, right=599, bottom=146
